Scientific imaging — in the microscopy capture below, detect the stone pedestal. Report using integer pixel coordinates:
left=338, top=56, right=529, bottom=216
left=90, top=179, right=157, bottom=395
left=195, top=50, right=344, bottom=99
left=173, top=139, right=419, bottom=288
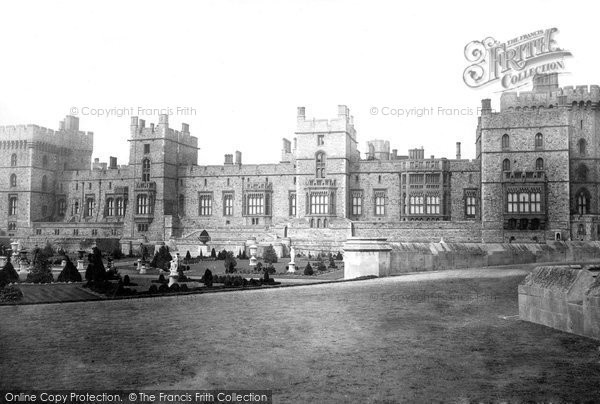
left=249, top=244, right=258, bottom=267
left=10, top=242, right=19, bottom=263
left=343, top=238, right=392, bottom=280
left=138, top=259, right=146, bottom=274
left=77, top=260, right=84, bottom=270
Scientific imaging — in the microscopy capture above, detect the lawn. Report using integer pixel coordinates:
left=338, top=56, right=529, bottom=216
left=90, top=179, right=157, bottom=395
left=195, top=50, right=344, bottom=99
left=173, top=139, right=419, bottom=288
left=1, top=269, right=599, bottom=402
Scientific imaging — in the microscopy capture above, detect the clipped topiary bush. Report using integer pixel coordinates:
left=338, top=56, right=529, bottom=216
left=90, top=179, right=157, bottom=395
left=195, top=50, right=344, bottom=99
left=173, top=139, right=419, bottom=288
left=158, top=284, right=169, bottom=293
left=26, top=248, right=54, bottom=284
left=148, top=284, right=158, bottom=294
left=0, top=258, right=18, bottom=284
left=263, top=244, right=278, bottom=264
left=123, top=275, right=131, bottom=286
left=304, top=263, right=314, bottom=276
left=180, top=284, right=189, bottom=292
left=317, top=260, right=327, bottom=272
left=57, top=258, right=82, bottom=283
left=169, top=283, right=180, bottom=292
left=0, top=285, right=23, bottom=302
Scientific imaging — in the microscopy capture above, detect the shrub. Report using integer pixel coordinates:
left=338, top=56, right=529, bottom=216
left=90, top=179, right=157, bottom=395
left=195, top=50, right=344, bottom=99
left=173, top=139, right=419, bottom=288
left=42, top=242, right=54, bottom=258
left=180, top=284, right=189, bottom=292
left=201, top=269, right=213, bottom=288
left=304, top=263, right=314, bottom=276
left=0, top=271, right=9, bottom=289
left=111, top=248, right=124, bottom=260
left=0, top=285, right=23, bottom=302
left=1, top=259, right=18, bottom=284
left=317, top=260, right=327, bottom=271
left=185, top=250, right=192, bottom=262
left=158, top=284, right=169, bottom=293
left=224, top=251, right=237, bottom=273
left=265, top=264, right=276, bottom=275
left=157, top=274, right=166, bottom=284
left=263, top=245, right=278, bottom=264
left=150, top=246, right=172, bottom=271
left=328, top=256, right=337, bottom=269
left=26, top=248, right=54, bottom=284
left=211, top=248, right=216, bottom=258
left=254, top=262, right=263, bottom=273
left=148, top=284, right=158, bottom=294
left=123, top=275, right=131, bottom=286
left=336, top=251, right=343, bottom=261
left=169, top=283, right=180, bottom=292
left=57, top=258, right=82, bottom=283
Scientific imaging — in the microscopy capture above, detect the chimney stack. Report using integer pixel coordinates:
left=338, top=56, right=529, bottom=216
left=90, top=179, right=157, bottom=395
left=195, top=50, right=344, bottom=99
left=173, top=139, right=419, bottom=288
left=224, top=154, right=233, bottom=165
left=456, top=142, right=461, bottom=159
left=235, top=151, right=242, bottom=165
left=109, top=156, right=117, bottom=169
left=297, top=107, right=305, bottom=121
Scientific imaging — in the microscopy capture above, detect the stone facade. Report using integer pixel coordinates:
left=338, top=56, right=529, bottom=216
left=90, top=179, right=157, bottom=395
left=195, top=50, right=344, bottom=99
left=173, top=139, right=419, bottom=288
left=3, top=73, right=600, bottom=253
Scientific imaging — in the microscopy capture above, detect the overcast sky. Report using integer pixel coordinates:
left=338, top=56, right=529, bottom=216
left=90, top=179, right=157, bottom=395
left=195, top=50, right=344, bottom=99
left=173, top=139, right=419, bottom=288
left=0, top=0, right=595, bottom=165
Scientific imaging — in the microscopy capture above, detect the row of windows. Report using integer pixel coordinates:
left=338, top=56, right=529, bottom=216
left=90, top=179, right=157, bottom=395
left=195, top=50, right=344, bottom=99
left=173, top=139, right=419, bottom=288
left=8, top=153, right=51, bottom=167
left=501, top=133, right=545, bottom=149
left=506, top=192, right=542, bottom=213
left=502, top=158, right=544, bottom=171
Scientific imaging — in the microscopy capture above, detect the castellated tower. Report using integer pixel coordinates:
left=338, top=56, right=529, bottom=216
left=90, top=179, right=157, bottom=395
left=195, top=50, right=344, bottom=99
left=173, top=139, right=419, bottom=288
left=124, top=114, right=198, bottom=240
left=0, top=115, right=93, bottom=237
left=294, top=105, right=358, bottom=222
left=479, top=72, right=600, bottom=242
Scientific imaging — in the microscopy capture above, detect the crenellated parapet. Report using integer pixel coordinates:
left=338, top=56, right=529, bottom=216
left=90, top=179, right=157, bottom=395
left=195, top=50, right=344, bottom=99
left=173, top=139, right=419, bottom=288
left=129, top=115, right=197, bottom=150
left=295, top=105, right=357, bottom=141
left=501, top=84, right=600, bottom=111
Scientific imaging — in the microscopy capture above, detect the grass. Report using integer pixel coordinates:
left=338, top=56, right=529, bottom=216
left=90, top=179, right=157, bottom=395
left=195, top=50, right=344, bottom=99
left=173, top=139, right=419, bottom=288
left=1, top=270, right=600, bottom=402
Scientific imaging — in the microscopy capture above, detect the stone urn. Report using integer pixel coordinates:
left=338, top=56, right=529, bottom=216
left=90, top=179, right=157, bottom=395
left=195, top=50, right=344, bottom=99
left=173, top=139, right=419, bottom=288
left=138, top=258, right=146, bottom=274
left=77, top=250, right=86, bottom=270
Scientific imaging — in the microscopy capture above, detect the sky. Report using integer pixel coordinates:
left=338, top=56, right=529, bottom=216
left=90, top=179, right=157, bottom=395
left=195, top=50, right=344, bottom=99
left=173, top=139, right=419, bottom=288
left=0, top=0, right=596, bottom=165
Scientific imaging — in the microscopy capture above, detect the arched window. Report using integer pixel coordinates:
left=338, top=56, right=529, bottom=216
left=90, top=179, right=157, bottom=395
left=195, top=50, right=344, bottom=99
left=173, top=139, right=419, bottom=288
left=57, top=200, right=67, bottom=216
left=535, top=158, right=544, bottom=171
left=137, top=194, right=149, bottom=214
left=106, top=198, right=114, bottom=216
left=535, top=133, right=543, bottom=149
left=576, top=189, right=591, bottom=214
left=10, top=153, right=17, bottom=166
left=42, top=155, right=48, bottom=168
left=41, top=175, right=47, bottom=191
left=9, top=174, right=16, bottom=187
left=178, top=194, right=185, bottom=215
left=85, top=198, right=94, bottom=217
left=578, top=138, right=587, bottom=155
left=115, top=198, right=124, bottom=216
left=502, top=159, right=510, bottom=171
left=315, top=152, right=326, bottom=178
left=577, top=163, right=589, bottom=181
left=141, top=158, right=151, bottom=182
left=501, top=134, right=510, bottom=150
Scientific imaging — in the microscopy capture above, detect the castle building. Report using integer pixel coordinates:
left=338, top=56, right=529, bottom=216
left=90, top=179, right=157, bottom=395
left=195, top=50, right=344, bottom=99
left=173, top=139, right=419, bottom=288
left=1, top=73, right=598, bottom=255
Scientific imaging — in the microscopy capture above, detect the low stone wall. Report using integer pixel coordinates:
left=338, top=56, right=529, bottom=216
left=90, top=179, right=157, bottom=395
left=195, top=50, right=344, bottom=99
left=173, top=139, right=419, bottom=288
left=519, top=265, right=600, bottom=340
left=388, top=241, right=600, bottom=274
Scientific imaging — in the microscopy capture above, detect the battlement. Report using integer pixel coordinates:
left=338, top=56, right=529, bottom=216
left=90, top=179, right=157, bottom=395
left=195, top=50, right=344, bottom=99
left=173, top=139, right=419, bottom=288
left=295, top=105, right=357, bottom=140
left=0, top=116, right=94, bottom=151
left=500, top=84, right=600, bottom=111
left=130, top=115, right=197, bottom=149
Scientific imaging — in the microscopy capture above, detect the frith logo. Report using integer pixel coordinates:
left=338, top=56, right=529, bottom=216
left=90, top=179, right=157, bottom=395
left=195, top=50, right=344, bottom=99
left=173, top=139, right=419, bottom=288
left=463, top=28, right=572, bottom=90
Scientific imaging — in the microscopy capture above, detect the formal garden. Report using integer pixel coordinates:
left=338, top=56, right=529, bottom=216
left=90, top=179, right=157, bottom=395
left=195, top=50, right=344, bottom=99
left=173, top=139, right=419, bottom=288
left=0, top=241, right=344, bottom=304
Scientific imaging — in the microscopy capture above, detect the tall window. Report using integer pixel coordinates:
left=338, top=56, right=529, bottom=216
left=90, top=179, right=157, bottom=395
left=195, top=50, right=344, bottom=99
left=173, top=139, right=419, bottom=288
left=374, top=191, right=386, bottom=216
left=317, top=135, right=324, bottom=146
left=42, top=155, right=48, bottom=168
left=507, top=192, right=518, bottom=213
left=10, top=153, right=17, bottom=167
left=115, top=198, right=125, bottom=216
left=137, top=194, right=149, bottom=214
left=223, top=193, right=233, bottom=216
left=426, top=196, right=440, bottom=214
left=142, top=158, right=151, bottom=182
left=351, top=191, right=363, bottom=216
left=247, top=193, right=264, bottom=215
left=530, top=192, right=541, bottom=213
left=502, top=159, right=510, bottom=171
left=8, top=196, right=17, bottom=216
left=535, top=158, right=544, bottom=171
left=9, top=174, right=16, bottom=187
left=143, top=144, right=150, bottom=154
left=198, top=193, right=212, bottom=216
left=316, top=152, right=326, bottom=178
left=578, top=163, right=588, bottom=181
left=73, top=201, right=79, bottom=215
left=519, top=193, right=530, bottom=213
left=289, top=192, right=296, bottom=216
left=41, top=175, right=47, bottom=191
left=409, top=195, right=424, bottom=214
left=465, top=192, right=477, bottom=218
left=535, top=133, right=543, bottom=149
left=85, top=198, right=94, bottom=217
left=57, top=199, right=67, bottom=216
left=178, top=194, right=185, bottom=215
left=576, top=189, right=591, bottom=214
left=502, top=134, right=510, bottom=150
left=578, top=138, right=587, bottom=155
left=106, top=198, right=114, bottom=216
left=310, top=192, right=329, bottom=215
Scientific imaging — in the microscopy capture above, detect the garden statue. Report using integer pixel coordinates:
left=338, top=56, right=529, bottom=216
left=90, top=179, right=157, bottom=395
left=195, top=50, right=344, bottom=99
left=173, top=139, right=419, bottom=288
left=288, top=246, right=296, bottom=273
left=168, top=253, right=180, bottom=286
left=249, top=244, right=258, bottom=267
